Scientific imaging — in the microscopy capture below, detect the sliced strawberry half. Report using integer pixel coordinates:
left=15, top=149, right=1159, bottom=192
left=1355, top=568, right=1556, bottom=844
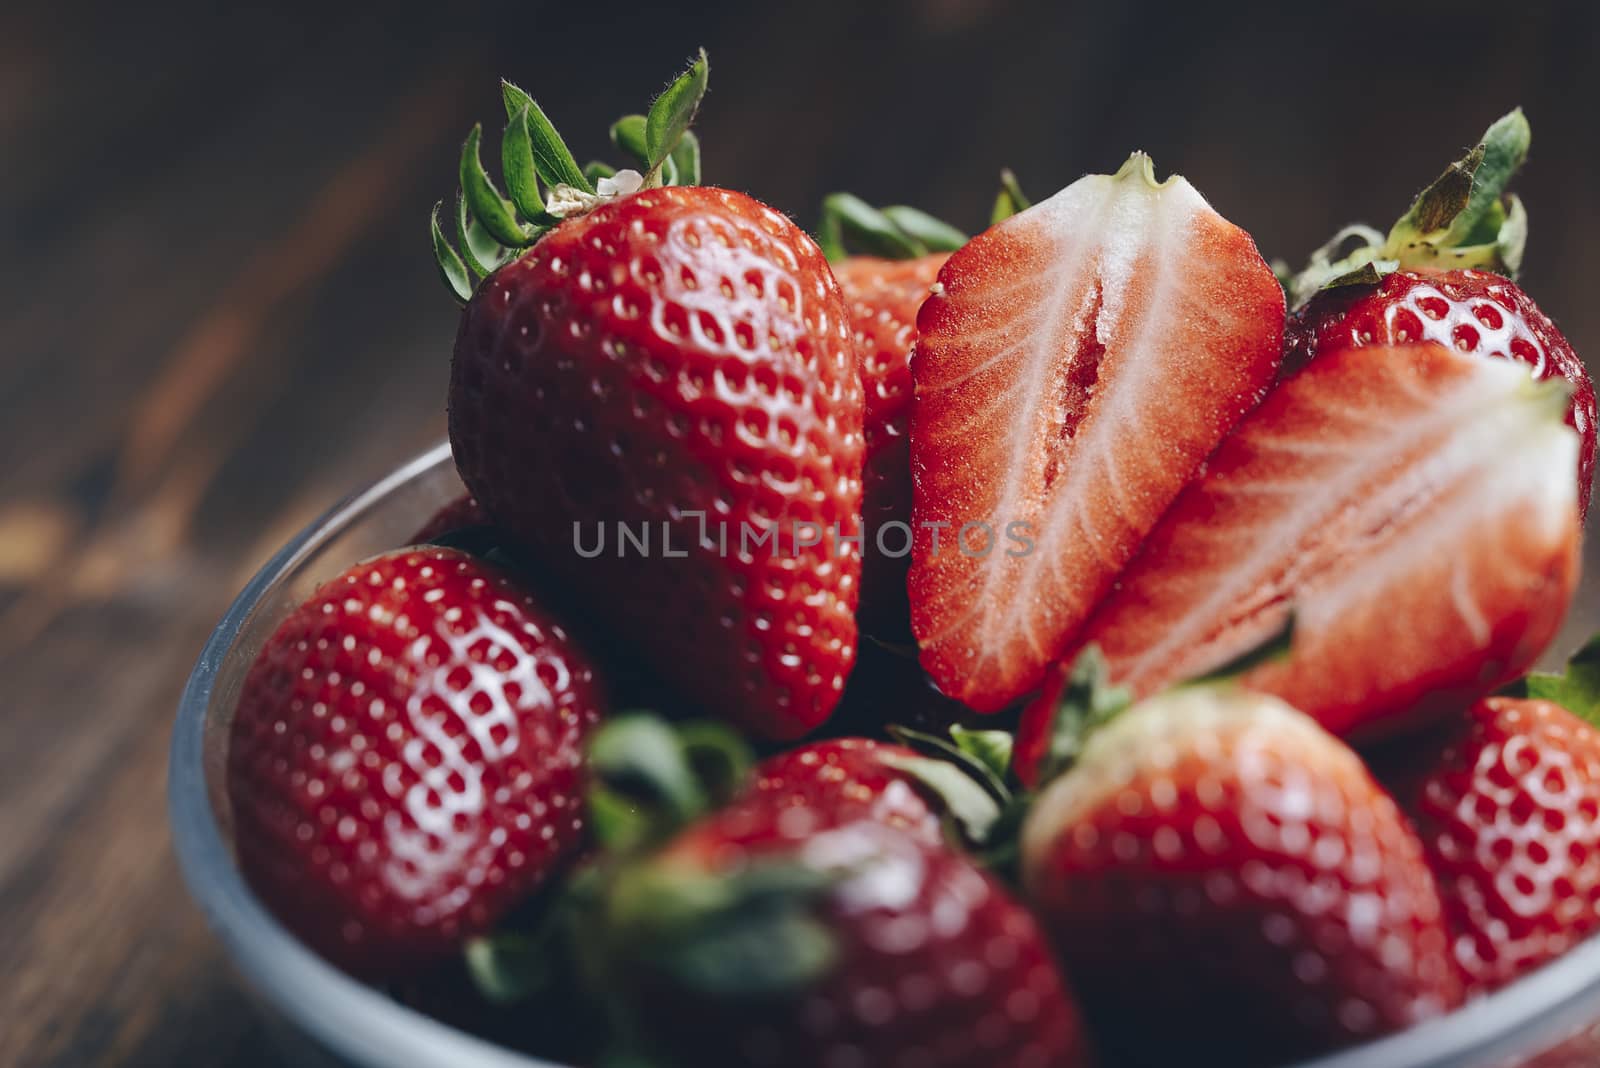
left=909, top=154, right=1284, bottom=711
left=1067, top=342, right=1581, bottom=740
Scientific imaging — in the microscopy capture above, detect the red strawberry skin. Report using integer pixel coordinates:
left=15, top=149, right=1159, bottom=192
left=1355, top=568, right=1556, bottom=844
left=410, top=492, right=492, bottom=543
left=1287, top=269, right=1596, bottom=516
left=227, top=547, right=604, bottom=978
left=449, top=187, right=864, bottom=741
left=630, top=819, right=1094, bottom=1068
left=1048, top=343, right=1580, bottom=744
left=909, top=158, right=1285, bottom=712
left=835, top=254, right=948, bottom=636
left=1021, top=688, right=1461, bottom=1065
left=744, top=737, right=945, bottom=846
left=1384, top=697, right=1600, bottom=994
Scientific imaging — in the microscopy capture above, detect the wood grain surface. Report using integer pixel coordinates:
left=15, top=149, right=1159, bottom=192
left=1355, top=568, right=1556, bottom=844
left=2, top=1, right=1597, bottom=1064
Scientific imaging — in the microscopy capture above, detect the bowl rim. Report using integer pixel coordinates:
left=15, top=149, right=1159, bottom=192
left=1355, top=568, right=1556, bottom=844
left=169, top=440, right=1600, bottom=1068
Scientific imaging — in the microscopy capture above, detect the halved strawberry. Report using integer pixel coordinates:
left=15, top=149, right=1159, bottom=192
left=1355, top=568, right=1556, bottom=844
left=909, top=154, right=1284, bottom=712
left=1050, top=342, right=1580, bottom=742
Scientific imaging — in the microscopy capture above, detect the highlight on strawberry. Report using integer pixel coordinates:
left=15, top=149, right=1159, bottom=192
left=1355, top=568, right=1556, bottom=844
left=205, top=42, right=1600, bottom=1068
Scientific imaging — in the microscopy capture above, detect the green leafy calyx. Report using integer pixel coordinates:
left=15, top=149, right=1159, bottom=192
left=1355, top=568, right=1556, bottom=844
left=817, top=170, right=1031, bottom=263
left=817, top=193, right=967, bottom=262
left=1036, top=646, right=1132, bottom=787
left=431, top=51, right=712, bottom=304
left=607, top=858, right=840, bottom=998
left=585, top=712, right=753, bottom=853
left=1287, top=108, right=1531, bottom=308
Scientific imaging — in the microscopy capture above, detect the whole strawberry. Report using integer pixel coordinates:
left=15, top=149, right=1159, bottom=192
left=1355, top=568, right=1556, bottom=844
left=1019, top=669, right=1461, bottom=1065
left=593, top=818, right=1094, bottom=1068
left=1379, top=642, right=1600, bottom=994
left=1284, top=109, right=1595, bottom=516
left=227, top=547, right=605, bottom=978
left=439, top=56, right=864, bottom=740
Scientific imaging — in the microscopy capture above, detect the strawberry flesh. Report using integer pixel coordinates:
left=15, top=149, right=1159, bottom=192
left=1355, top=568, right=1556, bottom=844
left=1046, top=342, right=1580, bottom=744
left=909, top=156, right=1284, bottom=712
left=1287, top=268, right=1596, bottom=517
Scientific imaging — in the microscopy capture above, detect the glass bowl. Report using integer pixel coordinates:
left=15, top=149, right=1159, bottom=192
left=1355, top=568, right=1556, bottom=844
left=169, top=441, right=1600, bottom=1068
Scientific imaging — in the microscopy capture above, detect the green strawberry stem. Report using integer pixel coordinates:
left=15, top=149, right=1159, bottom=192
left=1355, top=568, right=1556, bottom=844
left=431, top=50, right=710, bottom=304
left=1286, top=108, right=1531, bottom=308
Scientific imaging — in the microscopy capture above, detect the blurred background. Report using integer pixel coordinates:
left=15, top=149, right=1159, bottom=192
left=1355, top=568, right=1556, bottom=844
left=2, top=1, right=1596, bottom=1064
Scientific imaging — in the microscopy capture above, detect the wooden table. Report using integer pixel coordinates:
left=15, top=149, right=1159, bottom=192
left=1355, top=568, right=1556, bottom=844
left=4, top=1, right=1597, bottom=1064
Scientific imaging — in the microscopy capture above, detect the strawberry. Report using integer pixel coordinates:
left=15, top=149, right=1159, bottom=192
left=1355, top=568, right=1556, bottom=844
left=528, top=713, right=1087, bottom=1067
left=836, top=253, right=949, bottom=634
left=436, top=56, right=865, bottom=740
left=1378, top=638, right=1600, bottom=994
left=817, top=192, right=986, bottom=637
left=227, top=547, right=605, bottom=978
left=1284, top=109, right=1595, bottom=516
left=818, top=186, right=1036, bottom=638
left=1025, top=342, right=1580, bottom=749
left=410, top=492, right=492, bottom=544
left=745, top=736, right=947, bottom=846
left=908, top=153, right=1285, bottom=712
left=1019, top=670, right=1462, bottom=1065
left=590, top=818, right=1094, bottom=1068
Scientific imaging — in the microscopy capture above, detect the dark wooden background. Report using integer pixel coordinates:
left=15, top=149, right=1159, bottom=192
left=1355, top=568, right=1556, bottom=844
left=3, top=1, right=1597, bottom=1064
